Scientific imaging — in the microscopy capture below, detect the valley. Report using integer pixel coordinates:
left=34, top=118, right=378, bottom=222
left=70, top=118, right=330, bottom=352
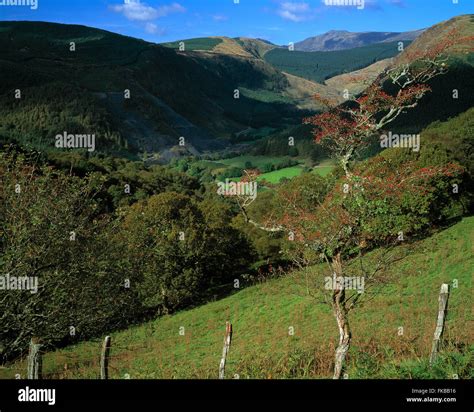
left=0, top=21, right=422, bottom=168
left=1, top=9, right=473, bottom=386
left=1, top=16, right=472, bottom=181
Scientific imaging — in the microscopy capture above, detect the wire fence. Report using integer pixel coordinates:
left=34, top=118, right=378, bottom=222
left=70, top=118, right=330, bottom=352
left=2, top=282, right=470, bottom=380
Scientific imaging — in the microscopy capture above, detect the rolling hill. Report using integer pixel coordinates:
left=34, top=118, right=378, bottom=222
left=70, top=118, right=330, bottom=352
left=5, top=23, right=395, bottom=160
left=162, top=36, right=278, bottom=58
left=0, top=23, right=306, bottom=159
left=1, top=16, right=473, bottom=382
left=235, top=37, right=278, bottom=58
left=295, top=29, right=424, bottom=52
left=162, top=36, right=339, bottom=110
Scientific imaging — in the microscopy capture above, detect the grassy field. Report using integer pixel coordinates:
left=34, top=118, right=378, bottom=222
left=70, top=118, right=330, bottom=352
left=257, top=166, right=303, bottom=183
left=312, top=159, right=336, bottom=175
left=162, top=37, right=223, bottom=51
left=258, top=164, right=334, bottom=183
left=2, top=218, right=472, bottom=380
left=239, top=87, right=293, bottom=104
left=207, top=155, right=335, bottom=183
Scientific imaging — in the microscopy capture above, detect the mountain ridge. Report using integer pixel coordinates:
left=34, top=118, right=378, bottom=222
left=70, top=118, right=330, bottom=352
left=295, top=29, right=425, bottom=52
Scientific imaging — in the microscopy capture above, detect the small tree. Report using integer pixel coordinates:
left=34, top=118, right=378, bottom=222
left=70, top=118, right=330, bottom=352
left=119, top=192, right=255, bottom=314
left=240, top=30, right=468, bottom=378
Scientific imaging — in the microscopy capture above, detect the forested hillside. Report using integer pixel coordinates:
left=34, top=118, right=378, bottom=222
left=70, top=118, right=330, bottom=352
left=0, top=22, right=303, bottom=158
left=264, top=42, right=409, bottom=83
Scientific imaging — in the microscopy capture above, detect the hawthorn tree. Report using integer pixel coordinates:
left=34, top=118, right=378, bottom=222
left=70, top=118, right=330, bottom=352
left=273, top=158, right=461, bottom=378
left=239, top=30, right=469, bottom=378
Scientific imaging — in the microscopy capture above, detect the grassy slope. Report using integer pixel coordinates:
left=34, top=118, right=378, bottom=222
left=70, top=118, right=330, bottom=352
left=2, top=218, right=472, bottom=379
left=163, top=37, right=276, bottom=59
left=162, top=37, right=223, bottom=51
left=235, top=38, right=278, bottom=58
left=311, top=166, right=334, bottom=178
left=325, top=58, right=393, bottom=96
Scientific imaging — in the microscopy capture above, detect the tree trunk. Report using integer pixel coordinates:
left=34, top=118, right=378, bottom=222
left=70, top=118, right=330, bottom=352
left=341, top=148, right=354, bottom=179
left=331, top=253, right=352, bottom=379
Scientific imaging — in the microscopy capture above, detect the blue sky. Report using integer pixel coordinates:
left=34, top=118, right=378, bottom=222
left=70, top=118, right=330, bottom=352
left=0, top=0, right=472, bottom=44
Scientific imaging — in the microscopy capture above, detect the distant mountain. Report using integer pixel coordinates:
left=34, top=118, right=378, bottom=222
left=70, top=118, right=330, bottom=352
left=295, top=29, right=425, bottom=52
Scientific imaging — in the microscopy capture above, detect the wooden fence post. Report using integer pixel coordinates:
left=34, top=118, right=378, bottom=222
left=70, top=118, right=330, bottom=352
left=429, top=283, right=450, bottom=365
left=100, top=336, right=112, bottom=380
left=219, top=322, right=232, bottom=379
left=27, top=338, right=43, bottom=379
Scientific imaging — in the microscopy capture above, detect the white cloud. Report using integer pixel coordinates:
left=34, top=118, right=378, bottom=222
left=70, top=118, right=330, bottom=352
left=277, top=2, right=311, bottom=22
left=281, top=2, right=310, bottom=12
left=145, top=22, right=163, bottom=34
left=111, top=1, right=186, bottom=22
left=157, top=2, right=186, bottom=17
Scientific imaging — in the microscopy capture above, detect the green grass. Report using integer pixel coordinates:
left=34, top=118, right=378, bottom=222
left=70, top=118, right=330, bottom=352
left=312, top=166, right=334, bottom=177
left=240, top=87, right=293, bottom=104
left=311, top=159, right=336, bottom=177
left=257, top=164, right=334, bottom=183
left=212, top=156, right=334, bottom=184
left=1, top=217, right=472, bottom=379
left=213, top=155, right=305, bottom=184
left=257, top=166, right=303, bottom=183
left=162, top=37, right=223, bottom=51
